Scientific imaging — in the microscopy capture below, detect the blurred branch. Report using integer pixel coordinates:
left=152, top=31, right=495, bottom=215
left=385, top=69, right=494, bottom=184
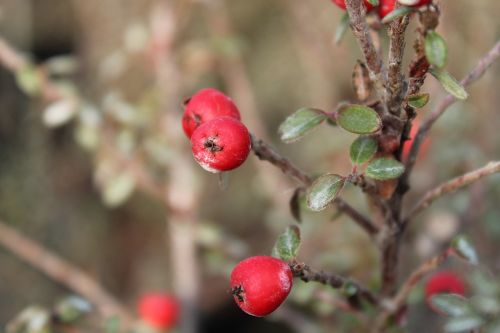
left=403, top=40, right=500, bottom=188
left=372, top=250, right=450, bottom=332
left=345, top=0, right=387, bottom=112
left=406, top=161, right=500, bottom=220
left=291, top=262, right=379, bottom=307
left=251, top=136, right=379, bottom=236
left=0, top=219, right=133, bottom=323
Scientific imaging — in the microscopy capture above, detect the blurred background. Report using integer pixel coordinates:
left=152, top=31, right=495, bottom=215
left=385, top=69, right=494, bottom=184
left=0, top=0, right=499, bottom=332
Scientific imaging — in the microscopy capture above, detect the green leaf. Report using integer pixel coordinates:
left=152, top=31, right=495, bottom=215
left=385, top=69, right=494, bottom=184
left=445, top=315, right=484, bottom=332
left=272, top=225, right=301, bottom=261
left=367, top=0, right=379, bottom=5
left=42, top=98, right=78, bottom=128
left=337, top=105, right=381, bottom=134
left=279, top=108, right=328, bottom=143
left=431, top=294, right=473, bottom=317
left=430, top=68, right=468, bottom=100
left=408, top=93, right=430, bottom=108
left=381, top=6, right=415, bottom=24
left=425, top=31, right=448, bottom=69
left=335, top=13, right=350, bottom=45
left=452, top=235, right=479, bottom=264
left=104, top=316, right=120, bottom=333
left=350, top=136, right=378, bottom=164
left=471, top=295, right=500, bottom=316
left=15, top=65, right=42, bottom=96
left=365, top=158, right=405, bottom=180
left=54, top=296, right=92, bottom=323
left=102, top=172, right=136, bottom=207
left=342, top=281, right=358, bottom=297
left=306, top=174, right=345, bottom=211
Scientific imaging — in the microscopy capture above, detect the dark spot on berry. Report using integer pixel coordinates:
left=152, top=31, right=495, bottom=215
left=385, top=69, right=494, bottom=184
left=231, top=285, right=245, bottom=303
left=193, top=113, right=202, bottom=126
left=204, top=137, right=223, bottom=153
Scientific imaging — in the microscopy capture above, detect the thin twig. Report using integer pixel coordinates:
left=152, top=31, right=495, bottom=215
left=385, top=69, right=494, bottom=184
left=406, top=161, right=500, bottom=220
left=403, top=41, right=500, bottom=187
left=251, top=136, right=379, bottom=236
left=0, top=219, right=133, bottom=323
left=372, top=250, right=450, bottom=332
left=291, top=262, right=379, bottom=306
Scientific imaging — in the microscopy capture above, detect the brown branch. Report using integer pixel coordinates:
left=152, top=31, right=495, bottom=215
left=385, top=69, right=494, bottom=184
left=291, top=262, right=379, bottom=307
left=406, top=161, right=500, bottom=220
left=403, top=40, right=500, bottom=189
left=345, top=0, right=387, bottom=110
left=251, top=136, right=379, bottom=236
left=0, top=219, right=133, bottom=323
left=372, top=250, right=450, bottom=332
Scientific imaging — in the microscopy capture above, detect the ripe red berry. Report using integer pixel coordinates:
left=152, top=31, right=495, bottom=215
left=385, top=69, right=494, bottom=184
left=137, top=293, right=179, bottom=329
left=378, top=0, right=396, bottom=18
left=401, top=120, right=430, bottom=162
left=398, top=0, right=432, bottom=7
left=230, top=256, right=293, bottom=317
left=425, top=271, right=466, bottom=313
left=191, top=117, right=251, bottom=173
left=182, top=88, right=241, bottom=138
left=331, top=0, right=375, bottom=11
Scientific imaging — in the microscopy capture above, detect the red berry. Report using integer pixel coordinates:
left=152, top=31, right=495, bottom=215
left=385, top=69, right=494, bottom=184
left=230, top=256, right=293, bottom=317
left=398, top=0, right=431, bottom=7
left=191, top=117, right=251, bottom=173
left=378, top=0, right=396, bottom=18
left=182, top=88, right=241, bottom=138
left=331, top=0, right=375, bottom=11
left=401, top=120, right=430, bottom=162
left=137, top=293, right=179, bottom=329
left=425, top=271, right=466, bottom=313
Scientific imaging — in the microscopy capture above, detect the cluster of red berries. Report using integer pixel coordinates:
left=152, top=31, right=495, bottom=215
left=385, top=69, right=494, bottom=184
left=425, top=270, right=466, bottom=313
left=137, top=293, right=180, bottom=329
left=331, top=0, right=432, bottom=19
left=182, top=88, right=251, bottom=173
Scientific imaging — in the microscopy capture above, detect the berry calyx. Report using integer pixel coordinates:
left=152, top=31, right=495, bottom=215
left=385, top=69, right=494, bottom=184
left=331, top=0, right=375, bottom=11
left=182, top=88, right=241, bottom=138
left=398, top=0, right=432, bottom=7
left=425, top=271, right=466, bottom=313
left=230, top=256, right=293, bottom=317
left=137, top=293, right=179, bottom=329
left=191, top=117, right=251, bottom=173
left=378, top=0, right=396, bottom=18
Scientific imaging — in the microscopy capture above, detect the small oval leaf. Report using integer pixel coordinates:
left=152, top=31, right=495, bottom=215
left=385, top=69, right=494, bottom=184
left=445, top=315, right=484, bottom=333
left=335, top=13, right=350, bottom=45
left=337, top=105, right=381, bottom=134
left=431, top=294, right=473, bottom=317
left=279, top=108, right=327, bottom=143
left=452, top=235, right=479, bottom=265
left=381, top=6, right=415, bottom=24
left=42, top=98, right=78, bottom=128
left=430, top=68, right=468, bottom=100
left=425, top=31, right=448, bottom=69
left=307, top=174, right=345, bottom=212
left=408, top=93, right=430, bottom=108
left=350, top=136, right=378, bottom=164
left=365, top=158, right=405, bottom=180
left=272, top=225, right=301, bottom=261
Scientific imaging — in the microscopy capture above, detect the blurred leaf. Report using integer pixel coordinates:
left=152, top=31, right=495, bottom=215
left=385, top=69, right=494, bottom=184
left=367, top=0, right=379, bottom=5
left=408, top=93, right=430, bottom=108
left=487, top=320, right=500, bottom=333
left=472, top=295, right=500, bottom=316
left=430, top=68, right=468, bottom=100
left=6, top=306, right=51, bottom=333
left=431, top=294, right=473, bottom=317
left=335, top=13, right=350, bottom=45
left=452, top=235, right=479, bottom=264
left=289, top=188, right=303, bottom=223
left=337, top=105, right=381, bottom=134
left=469, top=271, right=500, bottom=296
left=279, top=108, right=327, bottom=143
left=349, top=136, right=378, bottom=164
left=343, top=281, right=358, bottom=297
left=42, top=98, right=78, bottom=128
left=365, top=158, right=405, bottom=180
left=45, top=56, right=79, bottom=76
left=102, top=171, right=136, bottom=207
left=306, top=174, right=345, bottom=211
left=445, top=315, right=484, bottom=332
left=352, top=60, right=372, bottom=101
left=15, top=65, right=41, bottom=96
left=272, top=225, right=301, bottom=261
left=425, top=31, right=448, bottom=69
left=381, top=7, right=414, bottom=24
left=54, top=296, right=92, bottom=323
left=104, top=316, right=120, bottom=333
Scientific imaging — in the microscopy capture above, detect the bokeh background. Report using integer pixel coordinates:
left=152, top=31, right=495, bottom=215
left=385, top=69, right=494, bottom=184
left=0, top=0, right=499, bottom=332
